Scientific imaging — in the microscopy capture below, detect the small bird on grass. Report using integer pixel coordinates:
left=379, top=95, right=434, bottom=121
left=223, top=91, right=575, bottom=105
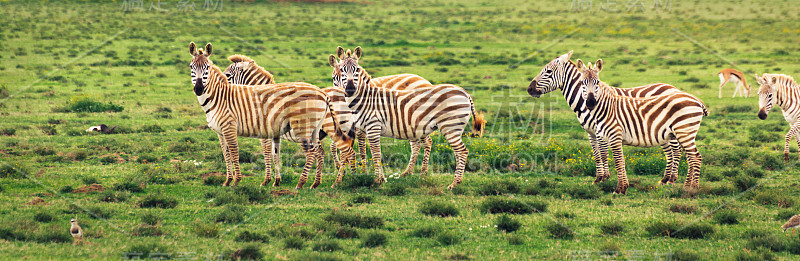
left=70, top=218, right=82, bottom=246
left=782, top=214, right=800, bottom=235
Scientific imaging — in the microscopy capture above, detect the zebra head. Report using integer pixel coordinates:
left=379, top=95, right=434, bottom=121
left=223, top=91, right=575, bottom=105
left=576, top=59, right=604, bottom=110
left=756, top=74, right=777, bottom=120
left=329, top=46, right=367, bottom=97
left=527, top=50, right=574, bottom=98
left=223, top=55, right=254, bottom=84
left=189, top=42, right=213, bottom=96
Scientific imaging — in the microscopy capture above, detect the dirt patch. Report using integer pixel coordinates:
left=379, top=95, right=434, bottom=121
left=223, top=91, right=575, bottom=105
left=26, top=197, right=48, bottom=206
left=98, top=153, right=127, bottom=164
left=73, top=184, right=103, bottom=193
left=271, top=189, right=298, bottom=196
left=319, top=192, right=338, bottom=198
left=291, top=223, right=307, bottom=228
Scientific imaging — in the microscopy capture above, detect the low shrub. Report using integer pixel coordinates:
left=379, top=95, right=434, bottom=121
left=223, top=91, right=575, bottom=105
left=713, top=209, right=740, bottom=225
left=203, top=175, right=227, bottom=186
left=229, top=244, right=263, bottom=260
left=383, top=183, right=406, bottom=196
left=337, top=174, right=374, bottom=190
left=668, top=204, right=697, bottom=214
left=479, top=198, right=544, bottom=214
left=59, top=95, right=124, bottom=113
left=59, top=185, right=74, bottom=193
left=745, top=229, right=785, bottom=252
left=215, top=205, right=246, bottom=223
left=506, top=234, right=524, bottom=245
left=139, top=194, right=178, bottom=209
left=495, top=215, right=521, bottom=233
left=235, top=231, right=268, bottom=243
left=283, top=236, right=305, bottom=250
left=141, top=212, right=162, bottom=226
left=477, top=180, right=520, bottom=195
left=132, top=224, right=163, bottom=237
left=599, top=220, right=626, bottom=236
left=97, top=190, right=130, bottom=202
left=734, top=248, right=775, bottom=261
left=436, top=231, right=461, bottom=246
left=124, top=242, right=169, bottom=259
left=351, top=195, right=373, bottom=204
left=361, top=231, right=387, bottom=248
left=191, top=219, right=219, bottom=238
left=332, top=226, right=359, bottom=239
left=324, top=211, right=383, bottom=229
left=545, top=222, right=574, bottom=239
left=645, top=220, right=714, bottom=239
left=673, top=249, right=701, bottom=261
left=113, top=181, right=145, bottom=193
left=419, top=200, right=459, bottom=217
left=410, top=225, right=441, bottom=238
left=312, top=240, right=342, bottom=252
left=33, top=212, right=54, bottom=223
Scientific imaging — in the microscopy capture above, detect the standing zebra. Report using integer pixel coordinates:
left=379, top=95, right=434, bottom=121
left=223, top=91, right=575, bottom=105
left=577, top=59, right=708, bottom=194
left=222, top=55, right=357, bottom=185
left=756, top=73, right=800, bottom=161
left=333, top=46, right=438, bottom=177
left=526, top=51, right=704, bottom=186
left=188, top=42, right=332, bottom=189
left=328, top=46, right=485, bottom=189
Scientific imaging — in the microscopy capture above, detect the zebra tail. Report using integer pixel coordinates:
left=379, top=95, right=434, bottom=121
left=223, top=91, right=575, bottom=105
left=699, top=101, right=709, bottom=117
left=468, top=95, right=486, bottom=137
left=325, top=95, right=352, bottom=144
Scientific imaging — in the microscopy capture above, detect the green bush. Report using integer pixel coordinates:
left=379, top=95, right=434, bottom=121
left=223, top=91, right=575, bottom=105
left=203, top=175, right=227, bottom=186
left=361, top=231, right=388, bottom=248
left=81, top=176, right=99, bottom=185
left=668, top=204, right=697, bottom=214
left=229, top=244, right=263, bottom=260
left=97, top=190, right=130, bottom=202
left=113, top=181, right=145, bottom=193
left=191, top=219, right=219, bottom=238
left=33, top=212, right=54, bottom=223
left=284, top=236, right=305, bottom=250
left=235, top=231, right=268, bottom=243
left=477, top=180, right=520, bottom=195
left=338, top=174, right=375, bottom=190
left=233, top=185, right=271, bottom=204
left=479, top=198, right=544, bottom=214
left=139, top=194, right=178, bottom=209
left=506, top=234, right=524, bottom=245
left=436, top=231, right=461, bottom=246
left=645, top=220, right=714, bottom=239
left=732, top=175, right=758, bottom=192
left=745, top=229, right=785, bottom=252
left=599, top=220, right=626, bottom=236
left=383, top=183, right=406, bottom=196
left=495, top=215, right=521, bottom=233
left=61, top=95, right=124, bottom=113
left=132, top=224, right=163, bottom=237
left=673, top=249, right=701, bottom=261
left=312, top=240, right=342, bottom=252
left=565, top=183, right=601, bottom=199
left=141, top=212, right=162, bottom=226
left=324, top=211, right=383, bottom=229
left=140, top=124, right=165, bottom=133
left=59, top=185, right=74, bottom=194
left=545, top=222, right=574, bottom=239
left=713, top=209, right=739, bottom=225
left=419, top=200, right=459, bottom=217
left=0, top=163, right=28, bottom=178
left=215, top=205, right=246, bottom=223
left=124, top=242, right=169, bottom=258
left=753, top=190, right=795, bottom=208
left=332, top=226, right=359, bottom=239
left=734, top=248, right=775, bottom=261
left=351, top=195, right=373, bottom=204
left=410, top=225, right=441, bottom=238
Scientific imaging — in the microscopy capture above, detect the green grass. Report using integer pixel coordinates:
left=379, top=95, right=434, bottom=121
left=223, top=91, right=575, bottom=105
left=2, top=0, right=800, bottom=259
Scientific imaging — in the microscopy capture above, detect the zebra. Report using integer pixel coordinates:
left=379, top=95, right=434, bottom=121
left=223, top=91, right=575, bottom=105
left=333, top=47, right=439, bottom=176
left=756, top=73, right=800, bottom=161
left=188, top=42, right=334, bottom=189
left=328, top=46, right=485, bottom=189
left=526, top=51, right=705, bottom=187
left=222, top=54, right=357, bottom=186
left=576, top=59, right=707, bottom=194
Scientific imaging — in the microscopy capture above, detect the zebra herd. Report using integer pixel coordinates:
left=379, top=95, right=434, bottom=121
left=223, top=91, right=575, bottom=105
left=189, top=42, right=800, bottom=195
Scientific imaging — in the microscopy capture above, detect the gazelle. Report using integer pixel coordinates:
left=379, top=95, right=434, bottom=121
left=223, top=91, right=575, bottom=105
left=718, top=68, right=750, bottom=98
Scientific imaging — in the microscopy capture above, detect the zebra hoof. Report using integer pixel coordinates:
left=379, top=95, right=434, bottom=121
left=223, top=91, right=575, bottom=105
left=785, top=153, right=790, bottom=161
left=310, top=183, right=319, bottom=189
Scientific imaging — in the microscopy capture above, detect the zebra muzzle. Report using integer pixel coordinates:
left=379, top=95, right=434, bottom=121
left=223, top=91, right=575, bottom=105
left=527, top=80, right=541, bottom=98
left=586, top=93, right=597, bottom=110
left=193, top=78, right=204, bottom=96
left=758, top=108, right=768, bottom=120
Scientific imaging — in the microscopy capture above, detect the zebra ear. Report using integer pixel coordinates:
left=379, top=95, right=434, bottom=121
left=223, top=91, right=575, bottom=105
left=204, top=43, right=212, bottom=56
left=595, top=59, right=603, bottom=72
left=189, top=42, right=197, bottom=56
left=771, top=77, right=777, bottom=84
left=575, top=59, right=585, bottom=70
left=336, top=46, right=345, bottom=59
left=328, top=54, right=338, bottom=68
left=354, top=46, right=362, bottom=60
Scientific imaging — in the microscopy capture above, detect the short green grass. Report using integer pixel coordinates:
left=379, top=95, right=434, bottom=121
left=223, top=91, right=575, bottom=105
left=2, top=0, right=800, bottom=260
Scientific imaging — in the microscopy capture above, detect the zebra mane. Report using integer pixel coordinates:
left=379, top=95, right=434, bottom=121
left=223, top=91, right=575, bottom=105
left=228, top=54, right=254, bottom=63
left=766, top=74, right=798, bottom=88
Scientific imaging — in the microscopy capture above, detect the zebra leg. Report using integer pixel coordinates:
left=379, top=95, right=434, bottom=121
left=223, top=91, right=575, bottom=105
left=260, top=139, right=273, bottom=186
left=669, top=140, right=682, bottom=184
left=606, top=134, right=628, bottom=195
left=366, top=128, right=385, bottom=187
left=401, top=139, right=422, bottom=177
left=332, top=145, right=355, bottom=188
left=296, top=140, right=317, bottom=190
left=272, top=138, right=282, bottom=187
left=658, top=143, right=674, bottom=185
left=795, top=129, right=800, bottom=161
left=222, top=128, right=242, bottom=186
left=330, top=142, right=340, bottom=172
left=588, top=133, right=605, bottom=184
left=783, top=122, right=800, bottom=161
left=444, top=127, right=469, bottom=190
left=675, top=134, right=702, bottom=189
left=217, top=132, right=233, bottom=186
left=311, top=142, right=324, bottom=189
left=597, top=137, right=611, bottom=181
left=357, top=130, right=368, bottom=172
left=421, top=135, right=432, bottom=175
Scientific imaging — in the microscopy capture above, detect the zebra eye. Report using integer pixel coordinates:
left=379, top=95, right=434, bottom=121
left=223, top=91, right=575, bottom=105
left=546, top=69, right=553, bottom=74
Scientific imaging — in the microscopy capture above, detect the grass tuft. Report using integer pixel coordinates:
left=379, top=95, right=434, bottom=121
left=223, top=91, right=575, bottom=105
left=419, top=200, right=459, bottom=217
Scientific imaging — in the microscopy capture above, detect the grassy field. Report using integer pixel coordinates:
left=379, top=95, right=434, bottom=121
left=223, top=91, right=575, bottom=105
left=2, top=0, right=800, bottom=260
